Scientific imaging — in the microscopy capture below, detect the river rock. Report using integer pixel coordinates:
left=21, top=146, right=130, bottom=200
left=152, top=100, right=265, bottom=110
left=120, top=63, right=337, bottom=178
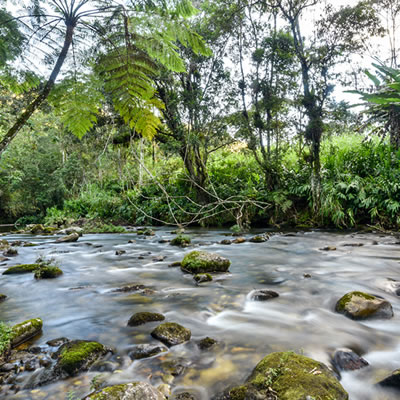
left=0, top=256, right=8, bottom=262
left=232, top=237, right=246, bottom=244
left=171, top=235, right=191, bottom=247
left=87, top=382, right=166, bottom=399
left=169, top=261, right=181, bottom=268
left=377, top=369, right=400, bottom=391
left=332, top=348, right=369, bottom=371
left=115, top=250, right=126, bottom=256
left=198, top=337, right=217, bottom=350
left=0, top=294, right=7, bottom=302
left=57, top=226, right=83, bottom=236
left=128, top=312, right=165, bottom=326
left=219, top=351, right=348, bottom=400
left=53, top=340, right=108, bottom=376
left=2, top=264, right=41, bottom=275
left=320, top=246, right=336, bottom=251
left=194, top=273, right=213, bottom=283
left=151, top=323, right=191, bottom=347
left=34, top=266, right=63, bottom=279
left=56, top=232, right=79, bottom=243
left=26, top=224, right=57, bottom=234
left=3, top=248, right=17, bottom=257
left=173, top=393, right=197, bottom=400
left=181, top=251, right=230, bottom=274
left=250, top=289, right=279, bottom=301
left=129, top=344, right=168, bottom=360
left=112, top=283, right=146, bottom=293
left=249, top=233, right=270, bottom=243
left=0, top=239, right=9, bottom=250
left=11, top=318, right=43, bottom=347
left=220, top=239, right=232, bottom=245
left=335, top=291, right=393, bottom=320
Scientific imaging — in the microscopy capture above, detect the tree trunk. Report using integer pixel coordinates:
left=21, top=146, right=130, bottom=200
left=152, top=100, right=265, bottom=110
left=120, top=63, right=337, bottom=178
left=0, top=22, right=75, bottom=158
left=389, top=107, right=400, bottom=150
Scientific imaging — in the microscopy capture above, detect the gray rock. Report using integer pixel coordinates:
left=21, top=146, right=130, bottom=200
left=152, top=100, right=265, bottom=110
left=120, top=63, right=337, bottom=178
left=151, top=323, right=191, bottom=347
left=128, top=312, right=165, bottom=327
left=128, top=344, right=168, bottom=360
left=250, top=289, right=279, bottom=301
left=56, top=232, right=79, bottom=243
left=87, top=382, right=166, bottom=399
left=332, top=349, right=369, bottom=372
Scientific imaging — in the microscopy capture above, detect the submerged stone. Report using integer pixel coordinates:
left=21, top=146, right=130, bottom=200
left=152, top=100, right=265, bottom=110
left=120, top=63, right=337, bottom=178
left=332, top=348, right=369, bottom=372
left=11, top=318, right=43, bottom=347
left=151, top=322, right=191, bottom=347
left=250, top=289, right=279, bottom=301
left=34, top=266, right=63, bottom=279
left=335, top=291, right=393, bottom=320
left=129, top=344, right=168, bottom=360
left=0, top=294, right=7, bottom=302
left=3, top=248, right=17, bottom=257
left=221, top=351, right=348, bottom=400
left=181, top=251, right=230, bottom=274
left=87, top=382, right=166, bottom=399
left=198, top=337, right=217, bottom=350
left=128, top=312, right=165, bottom=327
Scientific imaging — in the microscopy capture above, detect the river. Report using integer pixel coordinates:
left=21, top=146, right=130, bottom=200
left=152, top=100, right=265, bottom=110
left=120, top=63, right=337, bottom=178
left=0, top=228, right=399, bottom=399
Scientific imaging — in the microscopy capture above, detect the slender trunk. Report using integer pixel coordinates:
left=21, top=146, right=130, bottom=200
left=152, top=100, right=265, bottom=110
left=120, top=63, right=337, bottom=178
left=0, top=22, right=75, bottom=158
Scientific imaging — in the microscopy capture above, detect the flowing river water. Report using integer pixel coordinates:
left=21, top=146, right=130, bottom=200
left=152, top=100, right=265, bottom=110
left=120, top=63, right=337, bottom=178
left=1, top=228, right=400, bottom=399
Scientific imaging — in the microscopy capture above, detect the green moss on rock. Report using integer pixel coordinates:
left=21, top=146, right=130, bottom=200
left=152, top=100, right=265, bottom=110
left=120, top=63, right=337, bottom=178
left=335, top=291, right=393, bottom=320
left=56, top=340, right=106, bottom=375
left=34, top=266, right=63, bottom=279
left=151, top=322, right=191, bottom=347
left=0, top=294, right=7, bottom=302
left=181, top=251, right=230, bottom=274
left=87, top=382, right=166, bottom=399
left=3, top=264, right=41, bottom=275
left=194, top=273, right=213, bottom=283
left=171, top=235, right=191, bottom=247
left=128, top=312, right=165, bottom=326
left=226, top=351, right=348, bottom=400
left=11, top=318, right=43, bottom=347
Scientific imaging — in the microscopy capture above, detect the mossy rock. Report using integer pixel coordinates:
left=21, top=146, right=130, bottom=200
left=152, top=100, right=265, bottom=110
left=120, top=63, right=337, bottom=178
left=171, top=235, right=191, bottom=247
left=87, top=382, right=166, bottom=399
left=129, top=344, right=168, bottom=360
left=335, top=291, right=393, bottom=320
left=181, top=251, right=230, bottom=274
left=128, top=312, right=165, bottom=327
left=34, top=266, right=63, bottom=279
left=0, top=294, right=7, bottom=302
left=3, top=264, right=41, bottom=275
left=194, top=273, right=213, bottom=283
left=377, top=368, right=400, bottom=390
left=249, top=233, right=270, bottom=243
left=198, top=337, right=217, bottom=350
left=151, top=322, right=191, bottom=347
left=225, top=351, right=348, bottom=400
left=11, top=318, right=43, bottom=347
left=0, top=239, right=9, bottom=250
left=55, top=340, right=107, bottom=376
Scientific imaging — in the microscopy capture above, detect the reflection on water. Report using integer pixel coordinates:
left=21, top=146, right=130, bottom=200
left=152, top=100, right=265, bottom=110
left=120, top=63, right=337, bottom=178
left=1, top=229, right=400, bottom=399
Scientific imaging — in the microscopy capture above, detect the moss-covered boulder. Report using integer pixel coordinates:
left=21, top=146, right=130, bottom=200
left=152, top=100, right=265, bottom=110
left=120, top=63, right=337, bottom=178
left=11, top=318, right=43, bottom=347
left=26, top=224, right=57, bottom=234
left=34, top=266, right=63, bottom=279
left=181, top=251, right=230, bottom=274
left=171, top=235, right=191, bottom=247
left=335, top=291, right=393, bottom=320
left=223, top=352, right=348, bottom=400
left=87, top=382, right=166, bottom=399
left=55, top=340, right=107, bottom=376
left=3, top=264, right=41, bottom=275
left=128, top=312, right=165, bottom=327
left=198, top=337, right=217, bottom=350
left=377, top=368, right=400, bottom=391
left=151, top=322, right=191, bottom=347
left=194, top=273, right=213, bottom=283
left=56, top=232, right=79, bottom=243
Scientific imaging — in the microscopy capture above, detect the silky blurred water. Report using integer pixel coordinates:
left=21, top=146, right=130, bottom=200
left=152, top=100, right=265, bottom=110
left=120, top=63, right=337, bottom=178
left=1, top=228, right=400, bottom=399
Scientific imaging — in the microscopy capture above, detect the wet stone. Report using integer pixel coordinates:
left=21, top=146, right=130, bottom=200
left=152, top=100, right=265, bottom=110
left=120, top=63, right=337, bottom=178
left=151, top=323, right=191, bottom=347
left=46, top=337, right=69, bottom=347
left=153, top=255, right=166, bottom=262
left=128, top=344, right=168, bottom=360
left=232, top=237, right=246, bottom=244
left=112, top=284, right=145, bottom=293
left=250, top=289, right=279, bottom=301
left=332, top=349, right=369, bottom=372
left=378, top=369, right=400, bottom=391
left=320, top=246, right=336, bottom=251
left=198, top=337, right=217, bottom=350
left=173, top=393, right=197, bottom=400
left=128, top=312, right=165, bottom=327
left=115, top=250, right=126, bottom=256
left=56, top=232, right=79, bottom=243
left=220, top=240, right=232, bottom=245
left=249, top=233, right=270, bottom=243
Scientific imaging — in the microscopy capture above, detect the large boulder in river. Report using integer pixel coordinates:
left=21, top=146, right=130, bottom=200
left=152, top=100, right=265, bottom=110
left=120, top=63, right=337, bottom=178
left=87, top=382, right=166, bottom=400
left=151, top=322, right=191, bottom=347
left=56, top=232, right=79, bottom=243
left=335, top=291, right=393, bottom=320
left=181, top=251, right=230, bottom=274
left=11, top=318, right=43, bottom=347
left=3, top=264, right=41, bottom=275
left=220, top=351, right=348, bottom=400
left=34, top=266, right=63, bottom=279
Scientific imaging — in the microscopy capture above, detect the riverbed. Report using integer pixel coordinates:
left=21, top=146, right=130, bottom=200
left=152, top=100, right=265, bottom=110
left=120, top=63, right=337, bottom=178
left=1, top=228, right=400, bottom=399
